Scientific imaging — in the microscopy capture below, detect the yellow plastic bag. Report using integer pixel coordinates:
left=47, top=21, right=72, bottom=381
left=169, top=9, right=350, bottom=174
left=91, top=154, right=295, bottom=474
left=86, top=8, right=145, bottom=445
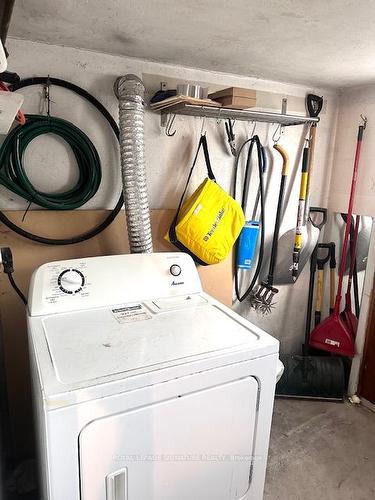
left=166, top=135, right=244, bottom=265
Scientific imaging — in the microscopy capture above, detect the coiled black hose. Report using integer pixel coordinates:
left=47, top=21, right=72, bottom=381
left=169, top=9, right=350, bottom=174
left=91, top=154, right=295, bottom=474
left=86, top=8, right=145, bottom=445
left=233, top=135, right=266, bottom=302
left=0, top=77, right=123, bottom=245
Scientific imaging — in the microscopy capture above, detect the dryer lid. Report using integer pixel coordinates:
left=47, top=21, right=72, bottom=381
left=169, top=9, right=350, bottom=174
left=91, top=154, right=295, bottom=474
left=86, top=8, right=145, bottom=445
left=40, top=295, right=277, bottom=388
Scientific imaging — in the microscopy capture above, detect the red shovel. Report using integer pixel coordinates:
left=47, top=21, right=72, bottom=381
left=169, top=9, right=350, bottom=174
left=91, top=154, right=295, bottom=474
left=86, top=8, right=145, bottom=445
left=309, top=118, right=366, bottom=357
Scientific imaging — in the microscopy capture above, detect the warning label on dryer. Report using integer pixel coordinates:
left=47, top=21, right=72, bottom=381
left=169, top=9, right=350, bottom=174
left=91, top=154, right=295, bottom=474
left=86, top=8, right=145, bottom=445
left=111, top=304, right=151, bottom=323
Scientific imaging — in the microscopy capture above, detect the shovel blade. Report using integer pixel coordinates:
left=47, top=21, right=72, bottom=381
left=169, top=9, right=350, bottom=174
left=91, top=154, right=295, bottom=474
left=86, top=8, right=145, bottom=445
left=270, top=224, right=319, bottom=285
left=276, top=354, right=345, bottom=400
left=309, top=313, right=355, bottom=357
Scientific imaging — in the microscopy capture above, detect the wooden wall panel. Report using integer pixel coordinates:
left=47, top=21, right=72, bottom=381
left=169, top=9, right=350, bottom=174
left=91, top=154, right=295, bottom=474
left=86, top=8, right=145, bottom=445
left=0, top=209, right=233, bottom=456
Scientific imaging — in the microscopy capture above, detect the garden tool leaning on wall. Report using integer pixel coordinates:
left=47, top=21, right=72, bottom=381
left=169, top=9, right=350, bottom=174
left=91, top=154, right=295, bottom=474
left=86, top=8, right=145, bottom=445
left=249, top=140, right=289, bottom=314
left=273, top=94, right=325, bottom=285
left=309, top=116, right=367, bottom=357
left=314, top=243, right=336, bottom=326
left=292, top=139, right=310, bottom=281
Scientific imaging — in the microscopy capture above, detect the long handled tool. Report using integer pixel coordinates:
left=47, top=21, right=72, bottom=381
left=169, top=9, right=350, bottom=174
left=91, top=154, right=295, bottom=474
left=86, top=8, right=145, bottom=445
left=276, top=244, right=345, bottom=400
left=329, top=242, right=337, bottom=314
left=341, top=214, right=360, bottom=338
left=292, top=140, right=310, bottom=281
left=273, top=94, right=324, bottom=285
left=313, top=242, right=336, bottom=325
left=249, top=143, right=288, bottom=314
left=314, top=244, right=331, bottom=326
left=309, top=118, right=367, bottom=357
left=304, top=95, right=324, bottom=221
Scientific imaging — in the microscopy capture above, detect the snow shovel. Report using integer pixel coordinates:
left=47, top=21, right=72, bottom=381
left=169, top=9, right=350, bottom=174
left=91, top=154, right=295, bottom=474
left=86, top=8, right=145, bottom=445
left=276, top=244, right=345, bottom=401
left=273, top=206, right=327, bottom=284
left=309, top=118, right=366, bottom=357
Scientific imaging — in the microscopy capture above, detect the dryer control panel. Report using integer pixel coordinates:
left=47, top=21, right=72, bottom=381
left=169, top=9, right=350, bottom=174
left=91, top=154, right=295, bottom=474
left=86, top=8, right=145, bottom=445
left=28, top=253, right=202, bottom=316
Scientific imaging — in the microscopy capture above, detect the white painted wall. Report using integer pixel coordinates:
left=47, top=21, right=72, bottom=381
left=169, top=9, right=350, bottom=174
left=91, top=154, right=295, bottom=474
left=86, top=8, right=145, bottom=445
left=3, top=38, right=339, bottom=353
left=329, top=85, right=375, bottom=217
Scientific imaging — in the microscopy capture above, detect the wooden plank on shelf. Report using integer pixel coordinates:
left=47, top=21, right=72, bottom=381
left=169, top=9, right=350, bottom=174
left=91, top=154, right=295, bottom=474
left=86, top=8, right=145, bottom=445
left=0, top=209, right=233, bottom=456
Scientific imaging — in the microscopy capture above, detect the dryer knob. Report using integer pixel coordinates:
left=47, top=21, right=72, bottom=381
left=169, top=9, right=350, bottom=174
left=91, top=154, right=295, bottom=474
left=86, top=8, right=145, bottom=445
left=170, top=264, right=182, bottom=277
left=58, top=269, right=85, bottom=294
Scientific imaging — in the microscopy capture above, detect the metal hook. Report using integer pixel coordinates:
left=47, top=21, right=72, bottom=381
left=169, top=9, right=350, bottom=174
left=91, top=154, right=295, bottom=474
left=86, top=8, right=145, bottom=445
left=216, top=108, right=222, bottom=124
left=165, top=114, right=177, bottom=137
left=250, top=121, right=257, bottom=138
left=272, top=123, right=283, bottom=144
left=200, top=116, right=207, bottom=136
left=360, top=114, right=368, bottom=129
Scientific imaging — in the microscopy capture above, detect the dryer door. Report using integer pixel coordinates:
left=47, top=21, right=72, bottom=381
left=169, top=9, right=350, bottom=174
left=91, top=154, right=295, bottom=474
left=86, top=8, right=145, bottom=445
left=79, top=377, right=259, bottom=500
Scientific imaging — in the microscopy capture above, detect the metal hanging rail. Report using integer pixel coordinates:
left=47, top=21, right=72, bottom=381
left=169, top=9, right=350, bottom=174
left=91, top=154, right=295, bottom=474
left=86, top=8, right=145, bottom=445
left=159, top=102, right=319, bottom=128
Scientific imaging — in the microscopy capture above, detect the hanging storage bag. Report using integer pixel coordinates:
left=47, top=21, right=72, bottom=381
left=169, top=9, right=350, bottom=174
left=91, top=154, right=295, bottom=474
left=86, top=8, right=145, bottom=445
left=166, top=134, right=245, bottom=265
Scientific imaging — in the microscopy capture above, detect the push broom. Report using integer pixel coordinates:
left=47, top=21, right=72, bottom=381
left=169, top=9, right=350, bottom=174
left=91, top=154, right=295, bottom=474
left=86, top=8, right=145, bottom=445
left=309, top=117, right=367, bottom=357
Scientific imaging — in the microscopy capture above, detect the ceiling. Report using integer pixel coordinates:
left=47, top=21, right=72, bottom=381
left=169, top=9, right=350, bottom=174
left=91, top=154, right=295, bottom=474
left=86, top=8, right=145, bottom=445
left=8, top=0, right=375, bottom=89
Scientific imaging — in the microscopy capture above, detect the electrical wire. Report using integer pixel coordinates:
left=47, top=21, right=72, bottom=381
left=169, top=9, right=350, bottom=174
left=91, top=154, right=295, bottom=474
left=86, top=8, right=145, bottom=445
left=233, top=135, right=265, bottom=302
left=7, top=273, right=27, bottom=306
left=0, top=76, right=123, bottom=245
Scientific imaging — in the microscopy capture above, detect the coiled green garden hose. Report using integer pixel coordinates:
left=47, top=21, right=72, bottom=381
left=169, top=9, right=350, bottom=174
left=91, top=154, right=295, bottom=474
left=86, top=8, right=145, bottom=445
left=0, top=76, right=123, bottom=245
left=0, top=114, right=102, bottom=210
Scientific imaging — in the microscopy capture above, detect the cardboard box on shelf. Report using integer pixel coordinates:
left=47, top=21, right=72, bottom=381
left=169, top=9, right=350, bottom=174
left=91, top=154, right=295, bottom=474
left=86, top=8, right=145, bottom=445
left=208, top=87, right=257, bottom=109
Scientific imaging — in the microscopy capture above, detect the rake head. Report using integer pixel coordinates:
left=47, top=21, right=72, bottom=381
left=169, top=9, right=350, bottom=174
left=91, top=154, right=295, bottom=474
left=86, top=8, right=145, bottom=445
left=249, top=282, right=279, bottom=315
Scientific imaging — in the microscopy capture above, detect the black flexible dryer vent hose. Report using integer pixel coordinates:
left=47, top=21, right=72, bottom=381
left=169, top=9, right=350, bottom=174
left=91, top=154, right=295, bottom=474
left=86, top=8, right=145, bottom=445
left=0, top=77, right=123, bottom=245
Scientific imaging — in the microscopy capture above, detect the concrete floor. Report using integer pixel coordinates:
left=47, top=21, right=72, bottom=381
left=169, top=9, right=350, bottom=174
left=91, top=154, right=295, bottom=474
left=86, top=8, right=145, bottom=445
left=265, top=399, right=375, bottom=500
left=6, top=400, right=375, bottom=499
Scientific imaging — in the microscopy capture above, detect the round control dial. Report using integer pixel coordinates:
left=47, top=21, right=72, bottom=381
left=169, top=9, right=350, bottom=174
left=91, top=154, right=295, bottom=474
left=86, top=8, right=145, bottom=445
left=58, top=268, right=85, bottom=294
left=170, top=264, right=182, bottom=277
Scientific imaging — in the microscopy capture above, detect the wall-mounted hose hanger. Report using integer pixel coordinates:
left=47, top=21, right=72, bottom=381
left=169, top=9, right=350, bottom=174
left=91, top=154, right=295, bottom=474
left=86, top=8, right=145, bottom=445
left=114, top=74, right=153, bottom=254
